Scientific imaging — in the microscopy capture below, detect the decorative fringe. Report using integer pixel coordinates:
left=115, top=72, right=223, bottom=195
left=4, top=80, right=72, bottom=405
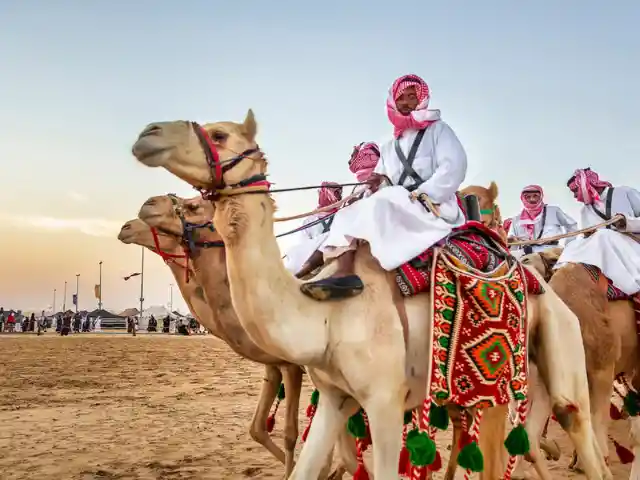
left=399, top=423, right=411, bottom=477
left=611, top=436, right=636, bottom=464
left=301, top=389, right=319, bottom=443
left=353, top=438, right=370, bottom=480
left=460, top=409, right=484, bottom=479
left=265, top=382, right=286, bottom=433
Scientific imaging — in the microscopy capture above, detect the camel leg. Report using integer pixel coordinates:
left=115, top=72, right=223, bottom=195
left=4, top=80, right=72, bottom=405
left=289, top=390, right=353, bottom=480
left=363, top=393, right=404, bottom=479
left=572, top=368, right=614, bottom=472
left=444, top=406, right=463, bottom=480
left=282, top=365, right=303, bottom=478
left=249, top=365, right=285, bottom=464
left=478, top=405, right=508, bottom=479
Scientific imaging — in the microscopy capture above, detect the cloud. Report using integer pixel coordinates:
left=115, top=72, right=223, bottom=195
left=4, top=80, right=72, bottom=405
left=0, top=213, right=123, bottom=237
left=67, top=191, right=88, bottom=202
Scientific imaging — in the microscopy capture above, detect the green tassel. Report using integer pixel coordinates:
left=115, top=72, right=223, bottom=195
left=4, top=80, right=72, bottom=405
left=458, top=441, right=484, bottom=472
left=277, top=383, right=286, bottom=400
left=404, top=410, right=413, bottom=425
left=429, top=403, right=449, bottom=430
left=347, top=410, right=367, bottom=438
left=623, top=390, right=640, bottom=417
left=310, top=389, right=319, bottom=406
left=405, top=429, right=437, bottom=467
left=504, top=424, right=530, bottom=456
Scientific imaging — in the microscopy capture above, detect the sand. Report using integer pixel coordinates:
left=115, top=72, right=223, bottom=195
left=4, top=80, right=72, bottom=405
left=0, top=334, right=633, bottom=479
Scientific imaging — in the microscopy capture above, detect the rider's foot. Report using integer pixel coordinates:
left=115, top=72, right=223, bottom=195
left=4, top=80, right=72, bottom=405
left=300, top=250, right=363, bottom=301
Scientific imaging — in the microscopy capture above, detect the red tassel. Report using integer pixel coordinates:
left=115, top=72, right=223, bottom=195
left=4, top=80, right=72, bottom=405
left=417, top=466, right=428, bottom=480
left=612, top=438, right=635, bottom=464
left=266, top=415, right=275, bottom=433
left=353, top=464, right=370, bottom=480
left=429, top=450, right=443, bottom=472
left=398, top=446, right=410, bottom=476
left=306, top=404, right=315, bottom=417
left=301, top=423, right=311, bottom=442
left=610, top=403, right=623, bottom=420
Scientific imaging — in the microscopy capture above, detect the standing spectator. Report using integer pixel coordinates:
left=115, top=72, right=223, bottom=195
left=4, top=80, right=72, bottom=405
left=6, top=310, right=16, bottom=333
left=162, top=315, right=170, bottom=333
left=61, top=314, right=71, bottom=336
left=0, top=307, right=5, bottom=332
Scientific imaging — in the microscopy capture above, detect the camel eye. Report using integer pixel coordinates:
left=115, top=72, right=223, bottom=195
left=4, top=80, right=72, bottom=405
left=210, top=131, right=228, bottom=142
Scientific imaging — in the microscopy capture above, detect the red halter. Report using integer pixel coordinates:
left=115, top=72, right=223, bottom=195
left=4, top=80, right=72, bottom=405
left=149, top=227, right=193, bottom=283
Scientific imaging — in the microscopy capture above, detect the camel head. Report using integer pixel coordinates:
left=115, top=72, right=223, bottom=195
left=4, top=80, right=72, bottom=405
left=520, top=247, right=563, bottom=281
left=118, top=219, right=182, bottom=253
left=138, top=194, right=220, bottom=246
left=461, top=182, right=502, bottom=228
left=132, top=110, right=266, bottom=193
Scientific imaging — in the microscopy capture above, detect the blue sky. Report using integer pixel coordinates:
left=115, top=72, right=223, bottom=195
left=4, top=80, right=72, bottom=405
left=0, top=0, right=638, bottom=312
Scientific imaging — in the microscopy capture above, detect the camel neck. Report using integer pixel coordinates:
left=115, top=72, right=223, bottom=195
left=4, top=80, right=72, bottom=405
left=215, top=194, right=329, bottom=365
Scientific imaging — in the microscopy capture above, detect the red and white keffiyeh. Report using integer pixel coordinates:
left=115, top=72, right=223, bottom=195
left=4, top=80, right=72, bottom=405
left=348, top=142, right=380, bottom=182
left=318, top=182, right=343, bottom=212
left=386, top=74, right=441, bottom=138
left=567, top=168, right=612, bottom=205
left=519, top=185, right=545, bottom=237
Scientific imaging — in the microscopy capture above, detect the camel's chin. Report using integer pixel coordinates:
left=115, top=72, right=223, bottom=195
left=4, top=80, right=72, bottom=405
left=117, top=233, right=135, bottom=244
left=132, top=137, right=172, bottom=167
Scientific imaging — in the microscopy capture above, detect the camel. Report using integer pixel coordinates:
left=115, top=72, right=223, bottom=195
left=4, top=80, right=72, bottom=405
left=131, top=111, right=610, bottom=479
left=522, top=248, right=640, bottom=477
left=460, top=182, right=508, bottom=242
left=117, top=218, right=307, bottom=477
left=137, top=192, right=528, bottom=480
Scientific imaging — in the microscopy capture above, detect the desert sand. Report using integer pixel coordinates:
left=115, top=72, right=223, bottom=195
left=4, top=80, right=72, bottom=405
left=0, top=334, right=632, bottom=479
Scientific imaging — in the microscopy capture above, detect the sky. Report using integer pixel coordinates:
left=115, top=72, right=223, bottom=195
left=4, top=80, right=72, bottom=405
left=0, top=1, right=638, bottom=313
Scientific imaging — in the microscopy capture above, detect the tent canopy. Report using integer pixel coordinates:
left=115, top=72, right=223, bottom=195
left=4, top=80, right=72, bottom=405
left=87, top=309, right=124, bottom=319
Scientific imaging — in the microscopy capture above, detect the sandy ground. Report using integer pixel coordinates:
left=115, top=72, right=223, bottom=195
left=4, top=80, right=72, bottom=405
left=0, top=334, right=633, bottom=479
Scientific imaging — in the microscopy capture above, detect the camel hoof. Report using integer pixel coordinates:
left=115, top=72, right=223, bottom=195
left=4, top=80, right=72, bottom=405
left=568, top=451, right=585, bottom=473
left=540, top=438, right=561, bottom=461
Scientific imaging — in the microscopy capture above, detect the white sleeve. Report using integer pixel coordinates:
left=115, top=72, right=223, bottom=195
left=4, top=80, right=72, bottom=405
left=555, top=208, right=578, bottom=244
left=415, top=123, right=467, bottom=203
left=620, top=187, right=640, bottom=233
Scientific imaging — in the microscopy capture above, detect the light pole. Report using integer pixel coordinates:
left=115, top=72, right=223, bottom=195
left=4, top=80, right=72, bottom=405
left=98, top=261, right=103, bottom=310
left=75, top=274, right=80, bottom=313
left=169, top=284, right=173, bottom=313
left=139, top=247, right=145, bottom=317
left=63, top=281, right=67, bottom=311
left=53, top=288, right=57, bottom=314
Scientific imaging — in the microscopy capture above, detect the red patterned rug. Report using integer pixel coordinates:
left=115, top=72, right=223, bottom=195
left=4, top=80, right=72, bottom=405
left=429, top=250, right=529, bottom=407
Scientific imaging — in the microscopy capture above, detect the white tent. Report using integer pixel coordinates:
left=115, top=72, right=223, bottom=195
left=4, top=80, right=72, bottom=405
left=139, top=306, right=178, bottom=331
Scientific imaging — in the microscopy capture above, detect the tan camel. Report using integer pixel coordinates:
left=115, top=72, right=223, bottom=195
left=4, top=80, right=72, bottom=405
left=460, top=182, right=508, bottom=242
left=522, top=248, right=640, bottom=476
left=138, top=193, right=522, bottom=480
left=117, top=218, right=306, bottom=477
left=131, top=112, right=610, bottom=479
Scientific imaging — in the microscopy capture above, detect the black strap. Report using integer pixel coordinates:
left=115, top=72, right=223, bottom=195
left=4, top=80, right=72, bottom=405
left=535, top=206, right=548, bottom=240
left=320, top=216, right=334, bottom=233
left=395, top=128, right=427, bottom=190
left=590, top=188, right=615, bottom=228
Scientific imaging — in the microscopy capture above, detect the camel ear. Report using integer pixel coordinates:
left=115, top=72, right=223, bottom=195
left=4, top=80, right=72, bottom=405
left=541, top=248, right=562, bottom=268
left=243, top=109, right=257, bottom=142
left=488, top=181, right=499, bottom=202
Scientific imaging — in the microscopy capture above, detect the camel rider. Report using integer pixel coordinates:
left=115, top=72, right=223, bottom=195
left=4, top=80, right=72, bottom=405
left=555, top=168, right=640, bottom=295
left=508, top=184, right=577, bottom=258
left=301, top=73, right=467, bottom=301
left=283, top=182, right=344, bottom=278
left=288, top=144, right=381, bottom=278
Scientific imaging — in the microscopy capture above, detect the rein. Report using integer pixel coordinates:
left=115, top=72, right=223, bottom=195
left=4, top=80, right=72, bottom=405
left=148, top=227, right=193, bottom=283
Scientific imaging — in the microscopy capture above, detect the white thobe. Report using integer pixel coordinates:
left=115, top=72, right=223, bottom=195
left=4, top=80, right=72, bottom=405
left=555, top=186, right=640, bottom=295
left=283, top=214, right=335, bottom=275
left=508, top=206, right=578, bottom=257
left=322, top=120, right=467, bottom=270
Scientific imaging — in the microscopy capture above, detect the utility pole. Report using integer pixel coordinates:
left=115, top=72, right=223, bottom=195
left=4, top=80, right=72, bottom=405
left=75, top=274, right=80, bottom=313
left=98, top=261, right=103, bottom=310
left=169, top=284, right=173, bottom=313
left=53, top=288, right=57, bottom=314
left=138, top=247, right=145, bottom=335
left=63, top=281, right=67, bottom=311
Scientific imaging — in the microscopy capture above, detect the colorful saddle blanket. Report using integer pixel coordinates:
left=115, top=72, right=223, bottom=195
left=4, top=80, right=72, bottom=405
left=396, top=221, right=544, bottom=297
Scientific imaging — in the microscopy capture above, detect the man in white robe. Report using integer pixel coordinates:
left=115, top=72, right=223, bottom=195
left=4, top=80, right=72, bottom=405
left=301, top=74, right=467, bottom=300
left=283, top=182, right=343, bottom=277
left=555, top=168, right=640, bottom=295
left=508, top=184, right=577, bottom=258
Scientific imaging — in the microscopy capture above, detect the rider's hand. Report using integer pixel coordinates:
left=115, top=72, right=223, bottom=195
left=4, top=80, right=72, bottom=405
left=613, top=216, right=627, bottom=231
left=366, top=173, right=385, bottom=193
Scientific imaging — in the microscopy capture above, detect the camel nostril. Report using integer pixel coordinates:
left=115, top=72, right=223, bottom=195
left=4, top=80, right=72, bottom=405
left=144, top=199, right=156, bottom=207
left=140, top=124, right=162, bottom=138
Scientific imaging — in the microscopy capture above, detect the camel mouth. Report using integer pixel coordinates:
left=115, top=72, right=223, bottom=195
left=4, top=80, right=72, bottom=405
left=117, top=228, right=136, bottom=244
left=132, top=136, right=173, bottom=167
